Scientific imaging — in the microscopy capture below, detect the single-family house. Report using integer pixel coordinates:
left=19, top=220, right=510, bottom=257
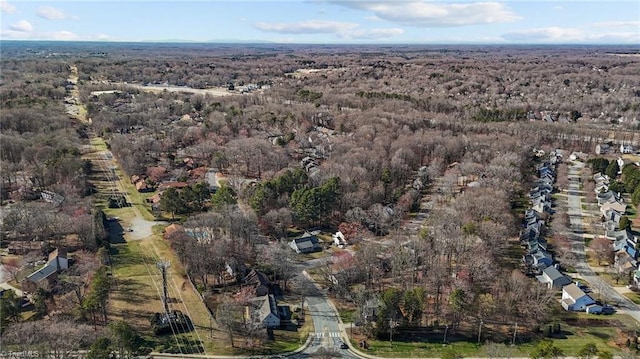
left=597, top=191, right=623, bottom=207
left=531, top=198, right=553, bottom=215
left=290, top=233, right=322, bottom=254
left=595, top=182, right=609, bottom=194
left=593, top=172, right=609, bottom=185
left=163, top=224, right=183, bottom=240
left=561, top=283, right=595, bottom=311
left=605, top=228, right=634, bottom=243
left=333, top=231, right=346, bottom=248
left=135, top=180, right=151, bottom=192
left=242, top=269, right=272, bottom=296
left=595, top=143, right=612, bottom=155
left=537, top=266, right=572, bottom=290
left=620, top=144, right=635, bottom=154
left=222, top=258, right=247, bottom=283
left=602, top=208, right=623, bottom=225
left=256, top=294, right=281, bottom=328
left=529, top=249, right=553, bottom=269
left=600, top=200, right=627, bottom=216
left=614, top=250, right=636, bottom=276
left=21, top=248, right=69, bottom=293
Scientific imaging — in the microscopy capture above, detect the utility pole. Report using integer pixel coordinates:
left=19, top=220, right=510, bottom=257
left=157, top=260, right=171, bottom=314
left=443, top=324, right=448, bottom=344
left=477, top=319, right=483, bottom=344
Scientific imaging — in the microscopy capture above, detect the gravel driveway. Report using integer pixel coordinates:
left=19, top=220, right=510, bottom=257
left=126, top=217, right=168, bottom=240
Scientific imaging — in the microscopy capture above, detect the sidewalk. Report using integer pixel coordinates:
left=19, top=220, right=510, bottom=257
left=0, top=282, right=24, bottom=297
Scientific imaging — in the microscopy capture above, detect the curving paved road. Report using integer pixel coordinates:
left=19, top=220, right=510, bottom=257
left=566, top=161, right=640, bottom=322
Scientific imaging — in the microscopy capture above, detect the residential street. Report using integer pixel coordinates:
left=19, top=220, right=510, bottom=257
left=288, top=271, right=361, bottom=359
left=566, top=160, right=640, bottom=323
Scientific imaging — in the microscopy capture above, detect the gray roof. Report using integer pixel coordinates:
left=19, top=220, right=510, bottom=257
left=291, top=234, right=321, bottom=252
left=543, top=266, right=571, bottom=284
left=563, top=283, right=587, bottom=301
left=259, top=294, right=279, bottom=322
left=27, top=263, right=57, bottom=283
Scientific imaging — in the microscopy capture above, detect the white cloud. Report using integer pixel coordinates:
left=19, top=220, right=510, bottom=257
left=553, top=5, right=563, bottom=11
left=9, top=20, right=33, bottom=32
left=330, top=1, right=521, bottom=27
left=502, top=26, right=639, bottom=44
left=341, top=28, right=404, bottom=40
left=593, top=21, right=640, bottom=29
left=255, top=20, right=359, bottom=34
left=50, top=30, right=79, bottom=40
left=1, top=1, right=16, bottom=14
left=1, top=29, right=83, bottom=40
left=254, top=19, right=404, bottom=41
left=37, top=6, right=73, bottom=20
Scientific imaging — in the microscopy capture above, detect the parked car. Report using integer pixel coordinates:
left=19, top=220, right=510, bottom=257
left=602, top=305, right=616, bottom=315
left=340, top=342, right=348, bottom=349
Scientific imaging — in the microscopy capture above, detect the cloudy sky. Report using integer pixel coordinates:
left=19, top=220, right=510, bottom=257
left=1, top=1, right=638, bottom=44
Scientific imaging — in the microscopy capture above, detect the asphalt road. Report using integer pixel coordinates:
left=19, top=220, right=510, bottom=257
left=287, top=272, right=361, bottom=359
left=566, top=161, right=640, bottom=322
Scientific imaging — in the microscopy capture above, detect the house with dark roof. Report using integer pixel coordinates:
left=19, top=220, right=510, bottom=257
left=561, top=283, right=595, bottom=311
left=242, top=269, right=272, bottom=296
left=21, top=248, right=69, bottom=293
left=289, top=233, right=322, bottom=254
left=530, top=249, right=553, bottom=270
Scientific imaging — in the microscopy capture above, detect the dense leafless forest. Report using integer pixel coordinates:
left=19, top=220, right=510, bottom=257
left=1, top=41, right=639, bottom=353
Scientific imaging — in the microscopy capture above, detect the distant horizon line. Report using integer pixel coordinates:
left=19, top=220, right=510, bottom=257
left=1, top=39, right=639, bottom=48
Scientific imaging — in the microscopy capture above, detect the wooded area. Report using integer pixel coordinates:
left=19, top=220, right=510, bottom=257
left=1, top=41, right=639, bottom=355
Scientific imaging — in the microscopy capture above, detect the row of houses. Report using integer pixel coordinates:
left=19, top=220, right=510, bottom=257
left=522, top=152, right=604, bottom=314
left=595, top=143, right=637, bottom=155
left=522, top=155, right=559, bottom=273
left=594, top=173, right=639, bottom=284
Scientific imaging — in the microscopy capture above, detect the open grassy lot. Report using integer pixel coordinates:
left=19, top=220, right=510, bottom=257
left=352, top=312, right=633, bottom=358
left=107, top=236, right=217, bottom=353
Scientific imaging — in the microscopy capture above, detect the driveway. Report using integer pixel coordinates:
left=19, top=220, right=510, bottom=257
left=126, top=217, right=168, bottom=240
left=566, top=161, right=640, bottom=322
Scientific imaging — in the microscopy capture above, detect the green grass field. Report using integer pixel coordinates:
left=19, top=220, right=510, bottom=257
left=352, top=312, right=635, bottom=358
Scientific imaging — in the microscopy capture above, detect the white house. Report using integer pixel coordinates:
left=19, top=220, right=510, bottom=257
left=561, top=283, right=595, bottom=311
left=290, top=233, right=322, bottom=254
left=620, top=144, right=635, bottom=154
left=333, top=231, right=346, bottom=248
left=257, top=294, right=280, bottom=328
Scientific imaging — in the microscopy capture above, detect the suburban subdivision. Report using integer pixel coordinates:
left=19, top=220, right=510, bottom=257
left=1, top=41, right=639, bottom=359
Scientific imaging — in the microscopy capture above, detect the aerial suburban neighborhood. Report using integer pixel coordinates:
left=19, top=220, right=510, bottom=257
left=1, top=10, right=640, bottom=359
